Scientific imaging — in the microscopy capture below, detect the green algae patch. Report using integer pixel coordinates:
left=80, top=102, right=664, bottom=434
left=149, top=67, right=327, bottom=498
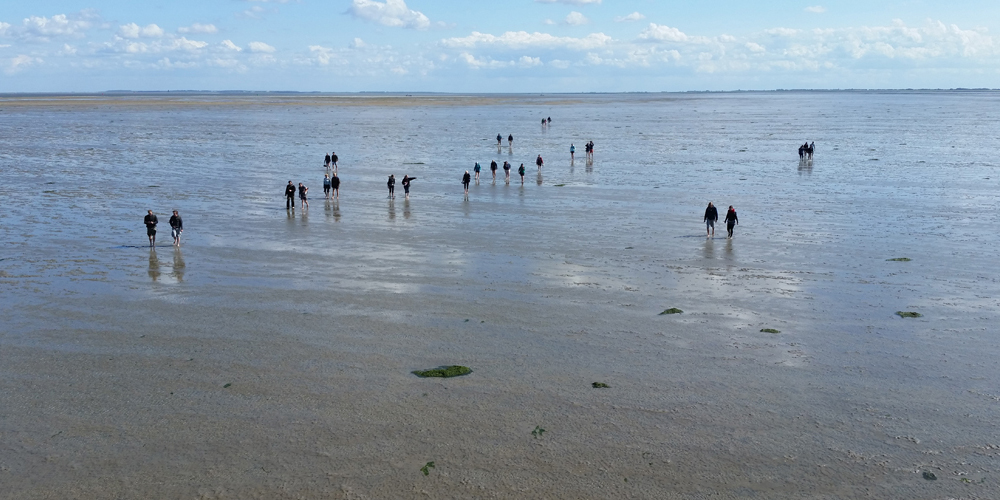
left=553, top=184, right=566, bottom=187
left=760, top=328, right=781, bottom=334
left=659, top=308, right=683, bottom=315
left=887, top=257, right=912, bottom=262
left=896, top=311, right=922, bottom=318
left=420, top=462, right=435, bottom=476
left=592, top=382, right=610, bottom=388
left=412, top=365, right=472, bottom=378
left=922, top=471, right=937, bottom=481
left=532, top=426, right=546, bottom=438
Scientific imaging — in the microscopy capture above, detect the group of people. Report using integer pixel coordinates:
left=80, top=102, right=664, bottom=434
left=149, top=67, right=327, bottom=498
left=496, top=134, right=513, bottom=150
left=568, top=141, right=595, bottom=161
left=798, top=141, right=815, bottom=159
left=143, top=209, right=183, bottom=247
left=387, top=174, right=417, bottom=199
left=324, top=152, right=339, bottom=172
left=702, top=202, right=739, bottom=238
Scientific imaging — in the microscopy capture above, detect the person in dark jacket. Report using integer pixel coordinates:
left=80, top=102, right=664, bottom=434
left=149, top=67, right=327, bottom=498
left=462, top=170, right=471, bottom=196
left=704, top=202, right=718, bottom=237
left=169, top=210, right=183, bottom=246
left=724, top=205, right=738, bottom=238
left=285, top=181, right=297, bottom=210
left=144, top=210, right=158, bottom=247
left=330, top=173, right=340, bottom=200
left=401, top=175, right=416, bottom=199
left=387, top=175, right=395, bottom=199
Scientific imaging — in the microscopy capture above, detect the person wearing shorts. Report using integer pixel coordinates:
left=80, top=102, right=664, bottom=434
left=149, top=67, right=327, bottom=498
left=402, top=175, right=416, bottom=199
left=503, top=161, right=511, bottom=184
left=490, top=160, right=498, bottom=182
left=330, top=173, right=340, bottom=199
left=169, top=210, right=183, bottom=246
left=323, top=174, right=331, bottom=199
left=704, top=202, right=718, bottom=237
left=144, top=210, right=158, bottom=247
left=474, top=162, right=481, bottom=182
left=298, top=182, right=309, bottom=209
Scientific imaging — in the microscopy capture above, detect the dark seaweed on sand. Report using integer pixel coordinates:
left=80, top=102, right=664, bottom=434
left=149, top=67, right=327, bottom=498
left=760, top=328, right=781, bottom=334
left=420, top=462, right=435, bottom=476
left=592, top=382, right=610, bottom=388
left=896, top=311, right=922, bottom=318
left=659, top=308, right=683, bottom=315
left=412, top=365, right=472, bottom=378
left=886, top=257, right=912, bottom=261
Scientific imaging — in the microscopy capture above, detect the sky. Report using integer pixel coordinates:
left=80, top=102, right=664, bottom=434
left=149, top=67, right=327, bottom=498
left=1, top=0, right=999, bottom=92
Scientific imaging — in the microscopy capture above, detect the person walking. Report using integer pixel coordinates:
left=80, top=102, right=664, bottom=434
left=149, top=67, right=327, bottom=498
left=462, top=170, right=471, bottom=196
left=724, top=205, right=739, bottom=238
left=704, top=202, right=719, bottom=238
left=496, top=134, right=502, bottom=149
left=508, top=134, right=514, bottom=148
left=536, top=154, right=544, bottom=169
left=144, top=210, right=158, bottom=247
left=570, top=143, right=575, bottom=160
left=323, top=174, right=332, bottom=199
left=324, top=153, right=331, bottom=168
left=490, top=160, right=498, bottom=182
left=169, top=210, right=183, bottom=246
left=331, top=152, right=339, bottom=173
left=285, top=181, right=297, bottom=210
left=474, top=162, right=481, bottom=183
left=518, top=163, right=525, bottom=185
left=330, top=172, right=340, bottom=200
left=298, top=182, right=309, bottom=209
left=387, top=174, right=395, bottom=199
left=402, top=175, right=416, bottom=199
left=503, top=161, right=511, bottom=184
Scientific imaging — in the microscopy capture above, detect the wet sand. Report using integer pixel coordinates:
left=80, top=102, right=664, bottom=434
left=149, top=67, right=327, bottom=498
left=1, top=92, right=999, bottom=498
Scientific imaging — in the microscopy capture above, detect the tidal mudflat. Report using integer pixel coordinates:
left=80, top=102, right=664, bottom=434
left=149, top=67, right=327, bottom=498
left=1, top=91, right=998, bottom=498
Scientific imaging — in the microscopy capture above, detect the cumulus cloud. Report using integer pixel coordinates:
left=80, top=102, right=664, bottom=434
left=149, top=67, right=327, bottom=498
left=805, top=6, right=827, bottom=14
left=535, top=0, right=601, bottom=4
left=615, top=12, right=645, bottom=23
left=221, top=40, right=242, bottom=51
left=248, top=41, right=276, bottom=53
left=4, top=54, right=41, bottom=74
left=350, top=37, right=366, bottom=48
left=441, top=31, right=612, bottom=50
left=565, top=12, right=588, bottom=26
left=0, top=22, right=11, bottom=37
left=178, top=23, right=218, bottom=34
left=349, top=0, right=430, bottom=30
left=119, top=23, right=165, bottom=39
left=637, top=23, right=690, bottom=43
left=18, top=13, right=95, bottom=42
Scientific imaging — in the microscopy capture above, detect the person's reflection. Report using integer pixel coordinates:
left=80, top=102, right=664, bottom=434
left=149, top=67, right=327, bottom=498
left=723, top=238, right=734, bottom=262
left=172, top=247, right=185, bottom=282
left=702, top=238, right=714, bottom=261
left=403, top=199, right=411, bottom=219
left=536, top=171, right=543, bottom=186
left=462, top=197, right=471, bottom=217
left=388, top=199, right=396, bottom=221
left=332, top=201, right=341, bottom=222
left=148, top=248, right=161, bottom=282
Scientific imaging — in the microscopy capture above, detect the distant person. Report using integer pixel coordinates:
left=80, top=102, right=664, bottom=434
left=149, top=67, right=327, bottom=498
left=704, top=202, right=718, bottom=238
left=518, top=163, right=525, bottom=185
left=387, top=174, right=395, bottom=199
left=462, top=170, right=471, bottom=196
left=496, top=134, right=502, bottom=147
left=169, top=210, right=183, bottom=246
left=285, top=181, right=297, bottom=209
left=402, top=175, right=416, bottom=199
left=331, top=152, right=339, bottom=172
left=503, top=161, right=511, bottom=184
left=324, top=153, right=331, bottom=168
left=809, top=142, right=815, bottom=159
left=473, top=162, right=481, bottom=183
left=508, top=134, right=514, bottom=147
left=144, top=210, right=158, bottom=247
left=588, top=141, right=595, bottom=158
left=298, top=182, right=309, bottom=209
left=323, top=174, right=331, bottom=199
left=536, top=154, right=544, bottom=169
left=547, top=117, right=551, bottom=124
left=570, top=143, right=575, bottom=160
left=798, top=144, right=804, bottom=159
left=724, top=205, right=739, bottom=238
left=490, top=160, right=498, bottom=181
left=330, top=173, right=340, bottom=199
left=541, top=118, right=546, bottom=125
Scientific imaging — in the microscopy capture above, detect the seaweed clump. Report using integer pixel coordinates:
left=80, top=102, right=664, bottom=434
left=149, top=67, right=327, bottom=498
left=412, top=365, right=472, bottom=378
left=887, top=257, right=912, bottom=262
left=592, top=382, right=610, bottom=388
left=659, top=308, right=683, bottom=315
left=896, top=311, right=922, bottom=318
left=760, top=328, right=781, bottom=334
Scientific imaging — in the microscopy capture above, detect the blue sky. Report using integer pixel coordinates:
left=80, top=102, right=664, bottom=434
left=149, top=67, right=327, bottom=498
left=2, top=1, right=999, bottom=92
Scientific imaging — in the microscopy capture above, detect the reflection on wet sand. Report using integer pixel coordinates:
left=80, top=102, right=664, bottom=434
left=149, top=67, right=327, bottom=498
left=387, top=199, right=395, bottom=221
left=403, top=199, right=411, bottom=219
left=148, top=248, right=160, bottom=282
left=536, top=171, right=543, bottom=186
left=171, top=248, right=185, bottom=282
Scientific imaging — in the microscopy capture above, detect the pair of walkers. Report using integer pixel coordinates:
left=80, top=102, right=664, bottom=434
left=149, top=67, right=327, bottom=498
left=286, top=181, right=310, bottom=210
left=324, top=152, right=339, bottom=172
left=323, top=173, right=341, bottom=200
left=144, top=209, right=183, bottom=247
left=703, top=202, right=739, bottom=238
left=387, top=175, right=416, bottom=199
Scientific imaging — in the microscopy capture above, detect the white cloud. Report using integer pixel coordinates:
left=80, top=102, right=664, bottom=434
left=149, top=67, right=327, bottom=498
left=765, top=28, right=801, bottom=37
left=349, top=0, right=430, bottom=30
left=309, top=45, right=339, bottom=65
left=535, top=0, right=601, bottom=4
left=615, top=12, right=645, bottom=23
left=350, top=37, right=366, bottom=48
left=239, top=6, right=269, bottom=19
left=119, top=23, right=165, bottom=39
left=248, top=41, right=276, bottom=53
left=221, top=40, right=242, bottom=51
left=178, top=23, right=218, bottom=34
left=20, top=13, right=94, bottom=41
left=441, top=31, right=613, bottom=50
left=543, top=19, right=555, bottom=25
left=0, top=22, right=11, bottom=37
left=565, top=12, right=588, bottom=26
left=638, top=23, right=689, bottom=43
left=4, top=54, right=41, bottom=74
left=745, top=42, right=765, bottom=53
left=805, top=6, right=827, bottom=14
left=518, top=55, right=542, bottom=67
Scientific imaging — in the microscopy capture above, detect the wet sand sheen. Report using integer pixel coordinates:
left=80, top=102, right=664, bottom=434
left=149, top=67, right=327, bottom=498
left=1, top=91, right=998, bottom=498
